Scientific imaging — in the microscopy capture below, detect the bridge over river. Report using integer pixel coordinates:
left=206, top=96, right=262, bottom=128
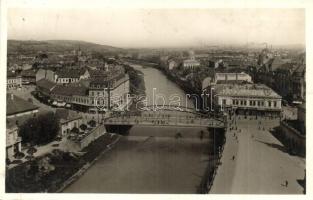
left=103, top=105, right=227, bottom=132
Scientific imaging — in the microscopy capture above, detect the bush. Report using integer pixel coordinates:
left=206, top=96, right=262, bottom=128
left=19, top=112, right=60, bottom=145
left=88, top=120, right=96, bottom=127
left=79, top=124, right=88, bottom=131
left=71, top=127, right=79, bottom=134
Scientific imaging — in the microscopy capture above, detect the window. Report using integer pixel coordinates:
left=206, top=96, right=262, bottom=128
left=268, top=101, right=272, bottom=107
left=233, top=99, right=236, bottom=105
left=222, top=99, right=226, bottom=105
left=274, top=101, right=277, bottom=107
left=244, top=100, right=247, bottom=106
left=257, top=101, right=260, bottom=106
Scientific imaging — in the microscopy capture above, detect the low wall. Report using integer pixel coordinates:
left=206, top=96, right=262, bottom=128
left=66, top=125, right=106, bottom=152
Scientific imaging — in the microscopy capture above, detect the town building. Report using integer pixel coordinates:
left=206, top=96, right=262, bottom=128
left=167, top=59, right=180, bottom=70
left=291, top=64, right=305, bottom=102
left=278, top=103, right=306, bottom=156
left=21, top=69, right=37, bottom=85
left=6, top=123, right=22, bottom=160
left=36, top=78, right=57, bottom=97
left=212, top=83, right=282, bottom=116
left=54, top=68, right=90, bottom=84
left=7, top=71, right=22, bottom=90
left=6, top=93, right=39, bottom=159
left=36, top=68, right=130, bottom=113
left=36, top=69, right=56, bottom=82
left=182, top=59, right=200, bottom=69
left=55, top=108, right=83, bottom=137
left=214, top=72, right=252, bottom=84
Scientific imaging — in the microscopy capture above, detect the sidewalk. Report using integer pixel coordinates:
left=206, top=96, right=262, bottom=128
left=210, top=117, right=305, bottom=194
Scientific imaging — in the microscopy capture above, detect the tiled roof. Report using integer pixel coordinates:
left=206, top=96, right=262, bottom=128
left=7, top=71, right=19, bottom=78
left=55, top=108, right=82, bottom=124
left=21, top=69, right=37, bottom=77
left=89, top=69, right=109, bottom=78
left=52, top=84, right=88, bottom=96
left=36, top=78, right=57, bottom=91
left=56, top=68, right=87, bottom=78
left=6, top=93, right=39, bottom=116
left=214, top=84, right=281, bottom=99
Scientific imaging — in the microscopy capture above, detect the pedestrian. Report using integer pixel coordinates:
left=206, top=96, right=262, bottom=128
left=232, top=155, right=235, bottom=160
left=285, top=180, right=288, bottom=187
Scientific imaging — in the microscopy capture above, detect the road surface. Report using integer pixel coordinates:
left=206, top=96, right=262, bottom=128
left=210, top=116, right=305, bottom=194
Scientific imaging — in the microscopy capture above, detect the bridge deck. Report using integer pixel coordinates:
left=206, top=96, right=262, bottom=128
left=103, top=115, right=226, bottom=128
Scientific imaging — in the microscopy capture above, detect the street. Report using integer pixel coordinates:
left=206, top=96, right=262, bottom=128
left=210, top=116, right=305, bottom=194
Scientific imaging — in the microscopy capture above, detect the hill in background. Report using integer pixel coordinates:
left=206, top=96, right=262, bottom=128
left=8, top=40, right=123, bottom=54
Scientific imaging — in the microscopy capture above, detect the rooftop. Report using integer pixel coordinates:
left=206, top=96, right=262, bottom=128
left=214, top=84, right=281, bottom=99
left=55, top=108, right=82, bottom=124
left=7, top=93, right=39, bottom=116
left=21, top=69, right=37, bottom=77
left=183, top=59, right=200, bottom=64
left=36, top=78, right=57, bottom=91
left=56, top=68, right=88, bottom=78
left=52, top=84, right=88, bottom=96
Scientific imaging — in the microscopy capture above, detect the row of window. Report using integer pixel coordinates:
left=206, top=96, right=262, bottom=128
left=57, top=78, right=79, bottom=83
left=7, top=79, right=21, bottom=84
left=222, top=99, right=278, bottom=108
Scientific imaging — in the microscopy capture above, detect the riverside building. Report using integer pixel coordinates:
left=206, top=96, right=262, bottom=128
left=212, top=83, right=282, bottom=116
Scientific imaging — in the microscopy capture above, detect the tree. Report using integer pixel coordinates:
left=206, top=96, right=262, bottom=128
left=19, top=112, right=60, bottom=145
left=79, top=124, right=87, bottom=131
left=87, top=120, right=96, bottom=127
left=71, top=127, right=79, bottom=134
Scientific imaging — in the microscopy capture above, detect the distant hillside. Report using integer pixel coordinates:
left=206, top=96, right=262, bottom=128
left=8, top=40, right=123, bottom=54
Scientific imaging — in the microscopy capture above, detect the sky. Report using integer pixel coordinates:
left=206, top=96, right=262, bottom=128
left=7, top=8, right=305, bottom=48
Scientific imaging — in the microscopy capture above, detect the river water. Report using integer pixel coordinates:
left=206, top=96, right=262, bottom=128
left=64, top=64, right=212, bottom=193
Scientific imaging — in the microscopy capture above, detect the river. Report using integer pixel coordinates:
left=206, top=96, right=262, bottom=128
left=64, top=64, right=213, bottom=193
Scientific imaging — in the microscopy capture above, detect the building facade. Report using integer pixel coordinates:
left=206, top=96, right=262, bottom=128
left=213, top=84, right=282, bottom=116
left=214, top=72, right=252, bottom=84
left=183, top=59, right=200, bottom=69
left=7, top=72, right=22, bottom=90
left=55, top=109, right=83, bottom=137
left=6, top=124, right=22, bottom=160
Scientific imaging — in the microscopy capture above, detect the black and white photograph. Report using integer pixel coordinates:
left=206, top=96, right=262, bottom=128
left=1, top=0, right=310, bottom=197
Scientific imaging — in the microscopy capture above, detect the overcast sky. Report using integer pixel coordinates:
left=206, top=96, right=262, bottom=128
left=8, top=8, right=305, bottom=48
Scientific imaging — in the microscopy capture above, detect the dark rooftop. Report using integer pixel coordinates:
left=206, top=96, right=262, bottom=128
left=36, top=78, right=57, bottom=91
left=7, top=93, right=39, bottom=116
left=55, top=108, right=82, bottom=124
left=52, top=84, right=88, bottom=96
left=56, top=68, right=88, bottom=78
